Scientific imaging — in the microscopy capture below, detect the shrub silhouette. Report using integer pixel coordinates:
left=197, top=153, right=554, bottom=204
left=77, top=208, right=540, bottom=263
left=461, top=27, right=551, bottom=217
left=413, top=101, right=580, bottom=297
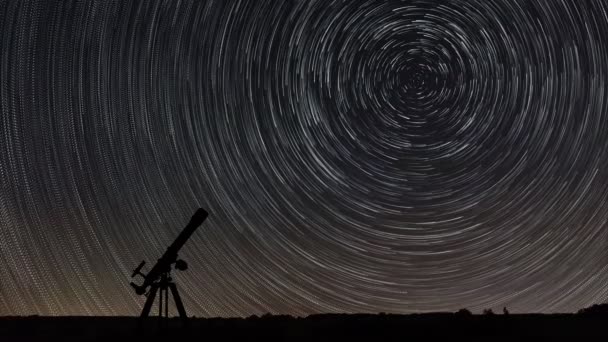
left=577, top=304, right=608, bottom=315
left=456, top=308, right=472, bottom=316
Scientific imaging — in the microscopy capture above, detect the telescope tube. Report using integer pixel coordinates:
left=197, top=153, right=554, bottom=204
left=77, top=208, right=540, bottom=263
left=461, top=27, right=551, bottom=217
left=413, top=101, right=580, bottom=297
left=166, top=208, right=208, bottom=255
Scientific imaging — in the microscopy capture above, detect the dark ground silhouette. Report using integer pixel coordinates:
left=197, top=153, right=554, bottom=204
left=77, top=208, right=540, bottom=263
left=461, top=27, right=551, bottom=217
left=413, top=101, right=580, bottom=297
left=2, top=307, right=608, bottom=341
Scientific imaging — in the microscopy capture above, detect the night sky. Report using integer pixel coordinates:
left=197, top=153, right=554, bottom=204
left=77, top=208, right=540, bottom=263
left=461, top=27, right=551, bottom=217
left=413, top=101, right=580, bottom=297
left=1, top=0, right=607, bottom=317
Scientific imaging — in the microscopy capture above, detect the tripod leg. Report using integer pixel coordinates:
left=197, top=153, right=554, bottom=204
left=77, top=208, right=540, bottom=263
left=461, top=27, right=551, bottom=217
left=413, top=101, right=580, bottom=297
left=164, top=286, right=169, bottom=318
left=158, top=287, right=163, bottom=317
left=169, top=283, right=188, bottom=319
left=141, top=285, right=158, bottom=318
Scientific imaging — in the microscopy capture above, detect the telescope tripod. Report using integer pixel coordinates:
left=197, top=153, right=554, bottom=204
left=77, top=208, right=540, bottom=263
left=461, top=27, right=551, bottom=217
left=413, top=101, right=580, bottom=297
left=140, top=272, right=187, bottom=319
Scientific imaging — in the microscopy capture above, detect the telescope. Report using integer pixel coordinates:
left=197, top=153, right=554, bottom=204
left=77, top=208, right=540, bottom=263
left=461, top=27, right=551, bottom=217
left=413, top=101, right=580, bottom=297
left=130, top=208, right=208, bottom=319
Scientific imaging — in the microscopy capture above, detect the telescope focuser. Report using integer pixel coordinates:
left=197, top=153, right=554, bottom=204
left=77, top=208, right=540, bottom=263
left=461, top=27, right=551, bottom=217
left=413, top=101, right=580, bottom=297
left=130, top=282, right=147, bottom=296
left=129, top=260, right=148, bottom=295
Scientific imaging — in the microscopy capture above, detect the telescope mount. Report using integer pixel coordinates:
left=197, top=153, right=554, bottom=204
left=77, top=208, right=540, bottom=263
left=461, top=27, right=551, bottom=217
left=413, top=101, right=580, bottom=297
left=131, top=261, right=188, bottom=318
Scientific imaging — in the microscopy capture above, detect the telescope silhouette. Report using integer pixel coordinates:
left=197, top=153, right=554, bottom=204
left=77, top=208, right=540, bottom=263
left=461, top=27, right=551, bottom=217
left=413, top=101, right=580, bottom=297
left=130, top=208, right=208, bottom=319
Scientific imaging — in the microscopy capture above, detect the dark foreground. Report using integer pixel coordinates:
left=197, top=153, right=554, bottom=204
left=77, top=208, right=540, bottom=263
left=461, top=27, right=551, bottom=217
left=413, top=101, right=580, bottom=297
left=1, top=313, right=607, bottom=341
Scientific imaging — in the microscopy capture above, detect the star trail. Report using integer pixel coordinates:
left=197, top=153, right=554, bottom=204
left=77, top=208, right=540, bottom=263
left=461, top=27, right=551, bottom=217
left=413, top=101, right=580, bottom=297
left=1, top=0, right=607, bottom=317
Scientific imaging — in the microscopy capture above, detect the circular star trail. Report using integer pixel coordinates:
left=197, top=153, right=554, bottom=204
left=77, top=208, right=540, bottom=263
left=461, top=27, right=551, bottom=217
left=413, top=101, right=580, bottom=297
left=1, top=0, right=607, bottom=316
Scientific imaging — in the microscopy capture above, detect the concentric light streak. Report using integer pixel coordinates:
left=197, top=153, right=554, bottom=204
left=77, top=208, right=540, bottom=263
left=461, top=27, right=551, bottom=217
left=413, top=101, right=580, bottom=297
left=1, top=0, right=607, bottom=316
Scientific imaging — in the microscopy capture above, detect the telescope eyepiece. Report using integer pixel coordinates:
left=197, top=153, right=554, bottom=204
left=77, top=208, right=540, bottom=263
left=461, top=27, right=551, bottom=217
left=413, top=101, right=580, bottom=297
left=131, top=260, right=146, bottom=278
